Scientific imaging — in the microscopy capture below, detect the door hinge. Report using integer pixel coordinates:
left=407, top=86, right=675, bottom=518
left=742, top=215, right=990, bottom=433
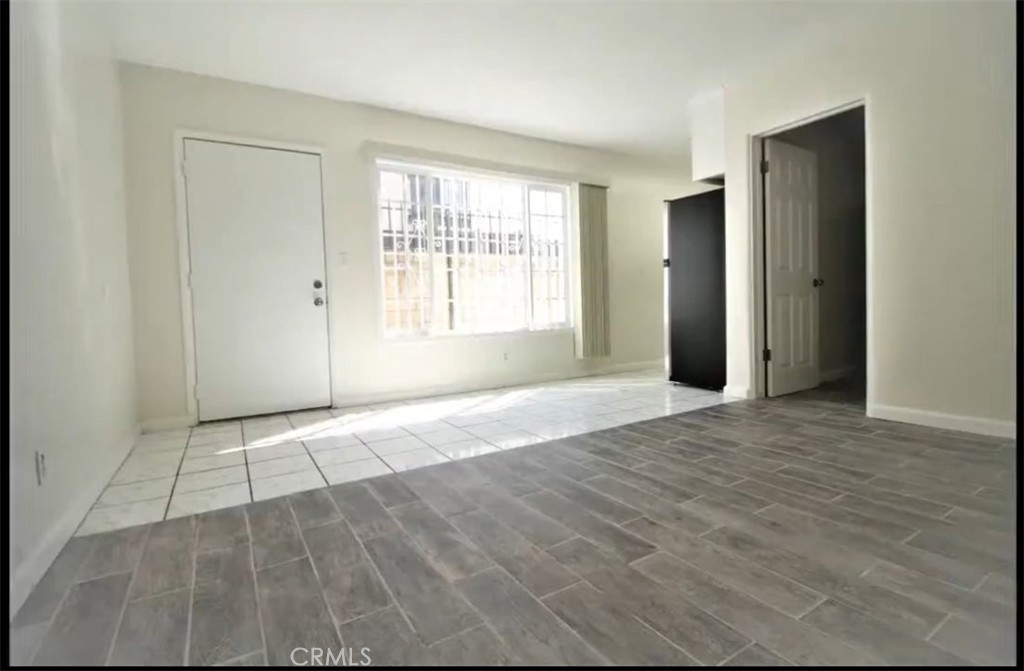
left=186, top=273, right=192, bottom=289
left=180, top=159, right=187, bottom=177
left=193, top=384, right=200, bottom=401
left=662, top=258, right=670, bottom=268
left=760, top=160, right=770, bottom=174
left=762, top=348, right=772, bottom=362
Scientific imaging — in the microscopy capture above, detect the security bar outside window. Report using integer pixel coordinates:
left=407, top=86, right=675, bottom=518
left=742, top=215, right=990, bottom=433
left=377, top=160, right=572, bottom=338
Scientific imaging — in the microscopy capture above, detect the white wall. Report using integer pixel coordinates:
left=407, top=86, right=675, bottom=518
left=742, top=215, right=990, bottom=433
left=688, top=87, right=725, bottom=181
left=9, top=0, right=138, bottom=616
left=724, top=1, right=1015, bottom=435
left=120, top=64, right=693, bottom=427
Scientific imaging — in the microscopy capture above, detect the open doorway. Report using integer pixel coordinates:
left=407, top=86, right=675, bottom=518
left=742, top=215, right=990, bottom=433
left=760, top=106, right=866, bottom=401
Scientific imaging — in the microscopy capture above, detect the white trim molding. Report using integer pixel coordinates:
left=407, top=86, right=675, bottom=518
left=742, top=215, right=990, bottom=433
left=867, top=403, right=1015, bottom=439
left=362, top=141, right=610, bottom=188
left=141, top=415, right=196, bottom=432
left=746, top=98, right=869, bottom=400
left=331, top=360, right=663, bottom=409
left=723, top=384, right=752, bottom=400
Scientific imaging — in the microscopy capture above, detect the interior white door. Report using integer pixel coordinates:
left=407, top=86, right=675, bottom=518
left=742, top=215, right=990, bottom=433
left=184, top=139, right=331, bottom=421
left=765, top=137, right=819, bottom=396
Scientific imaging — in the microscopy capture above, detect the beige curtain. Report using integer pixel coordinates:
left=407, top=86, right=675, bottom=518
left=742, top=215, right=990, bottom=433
left=576, top=184, right=611, bottom=358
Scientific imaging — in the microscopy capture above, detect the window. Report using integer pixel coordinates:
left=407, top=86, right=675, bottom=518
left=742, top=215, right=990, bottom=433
left=377, top=160, right=571, bottom=337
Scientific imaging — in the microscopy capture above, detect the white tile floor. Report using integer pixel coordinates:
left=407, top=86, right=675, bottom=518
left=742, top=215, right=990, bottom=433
left=75, top=369, right=732, bottom=536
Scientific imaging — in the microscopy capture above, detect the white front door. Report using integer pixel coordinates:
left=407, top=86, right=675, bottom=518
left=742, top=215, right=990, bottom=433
left=765, top=137, right=820, bottom=396
left=184, top=139, right=331, bottom=421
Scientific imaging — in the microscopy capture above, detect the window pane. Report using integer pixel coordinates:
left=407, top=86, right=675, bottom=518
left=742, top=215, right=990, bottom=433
left=379, top=170, right=433, bottom=335
left=529, top=188, right=547, bottom=214
left=379, top=171, right=404, bottom=201
left=527, top=186, right=568, bottom=327
left=379, top=163, right=569, bottom=336
left=547, top=190, right=564, bottom=217
left=550, top=298, right=567, bottom=324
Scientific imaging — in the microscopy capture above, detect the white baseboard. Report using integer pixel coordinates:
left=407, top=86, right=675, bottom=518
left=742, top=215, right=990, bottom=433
left=820, top=365, right=856, bottom=383
left=867, top=403, right=1015, bottom=438
left=592, top=359, right=665, bottom=376
left=331, top=360, right=664, bottom=408
left=722, top=384, right=752, bottom=400
left=140, top=414, right=195, bottom=432
left=9, top=423, right=141, bottom=621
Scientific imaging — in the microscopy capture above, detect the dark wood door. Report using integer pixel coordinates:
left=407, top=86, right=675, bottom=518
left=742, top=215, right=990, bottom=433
left=667, top=189, right=725, bottom=391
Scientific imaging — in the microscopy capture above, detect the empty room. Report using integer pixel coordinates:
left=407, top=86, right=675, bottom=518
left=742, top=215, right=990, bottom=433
left=7, top=0, right=1017, bottom=667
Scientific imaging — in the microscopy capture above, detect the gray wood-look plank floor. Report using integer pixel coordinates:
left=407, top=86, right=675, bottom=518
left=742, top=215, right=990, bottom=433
left=10, top=387, right=1017, bottom=666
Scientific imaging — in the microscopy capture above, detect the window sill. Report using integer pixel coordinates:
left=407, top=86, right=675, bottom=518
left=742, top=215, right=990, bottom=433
left=381, top=326, right=574, bottom=344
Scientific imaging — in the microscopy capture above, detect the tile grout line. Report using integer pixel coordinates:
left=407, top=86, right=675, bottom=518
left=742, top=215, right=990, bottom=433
left=102, top=523, right=155, bottom=665
left=358, top=483, right=546, bottom=659
left=899, top=528, right=923, bottom=545
left=334, top=500, right=422, bottom=646
left=421, top=622, right=496, bottom=651
left=663, top=533, right=848, bottom=632
left=287, top=416, right=331, bottom=496
left=969, top=571, right=992, bottom=593
left=333, top=603, right=393, bottom=630
left=284, top=495, right=347, bottom=646
left=241, top=421, right=255, bottom=504
left=856, top=559, right=881, bottom=579
left=181, top=514, right=200, bottom=665
left=243, top=506, right=271, bottom=666
left=24, top=534, right=103, bottom=664
left=162, top=427, right=196, bottom=521
left=489, top=561, right=615, bottom=666
left=106, top=455, right=268, bottom=507
left=793, top=593, right=831, bottom=621
left=215, top=650, right=261, bottom=666
left=924, top=611, right=954, bottom=641
left=76, top=433, right=186, bottom=536
left=708, top=637, right=755, bottom=666
left=122, top=581, right=192, bottom=606
left=533, top=578, right=584, bottom=601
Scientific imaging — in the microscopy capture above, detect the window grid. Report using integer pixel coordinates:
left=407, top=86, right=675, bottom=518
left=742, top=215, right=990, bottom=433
left=380, top=173, right=433, bottom=335
left=522, top=186, right=534, bottom=327
left=529, top=187, right=568, bottom=327
left=378, top=162, right=570, bottom=337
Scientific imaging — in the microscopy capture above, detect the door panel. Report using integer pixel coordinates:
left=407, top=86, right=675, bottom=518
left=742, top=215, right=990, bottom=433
left=765, top=138, right=819, bottom=396
left=667, top=189, right=726, bottom=391
left=184, top=139, right=331, bottom=421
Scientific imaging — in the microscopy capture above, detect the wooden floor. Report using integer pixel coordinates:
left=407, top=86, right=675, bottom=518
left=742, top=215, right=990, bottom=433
left=11, top=388, right=1017, bottom=666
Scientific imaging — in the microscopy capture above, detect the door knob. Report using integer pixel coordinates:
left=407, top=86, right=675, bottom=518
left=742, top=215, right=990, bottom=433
left=812, top=278, right=825, bottom=287
left=313, top=279, right=323, bottom=289
left=313, top=297, right=324, bottom=306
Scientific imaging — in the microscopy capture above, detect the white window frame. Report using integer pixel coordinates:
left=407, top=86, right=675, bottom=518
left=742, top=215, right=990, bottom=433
left=374, top=158, right=574, bottom=340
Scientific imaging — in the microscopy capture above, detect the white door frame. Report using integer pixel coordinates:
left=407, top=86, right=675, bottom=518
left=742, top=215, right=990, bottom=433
left=173, top=130, right=334, bottom=425
left=747, top=99, right=870, bottom=403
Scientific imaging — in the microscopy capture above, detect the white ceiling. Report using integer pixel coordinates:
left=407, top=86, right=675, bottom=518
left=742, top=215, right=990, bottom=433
left=107, top=1, right=876, bottom=160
